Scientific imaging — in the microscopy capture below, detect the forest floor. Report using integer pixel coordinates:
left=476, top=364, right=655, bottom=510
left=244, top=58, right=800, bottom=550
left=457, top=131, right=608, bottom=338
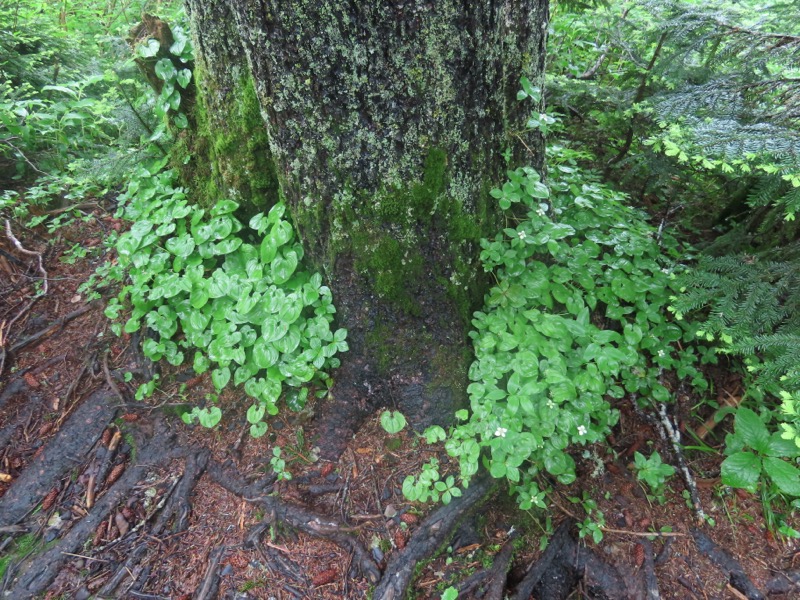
left=1, top=200, right=799, bottom=599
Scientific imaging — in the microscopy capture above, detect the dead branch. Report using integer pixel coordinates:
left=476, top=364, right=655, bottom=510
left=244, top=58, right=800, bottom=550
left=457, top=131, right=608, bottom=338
left=8, top=301, right=96, bottom=355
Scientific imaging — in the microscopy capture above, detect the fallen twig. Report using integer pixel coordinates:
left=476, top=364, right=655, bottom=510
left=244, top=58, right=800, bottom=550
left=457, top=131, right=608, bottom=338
left=9, top=301, right=96, bottom=355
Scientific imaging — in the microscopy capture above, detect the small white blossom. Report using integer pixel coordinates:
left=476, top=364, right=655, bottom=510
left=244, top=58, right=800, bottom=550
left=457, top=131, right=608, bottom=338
left=518, top=230, right=526, bottom=240
left=577, top=425, right=588, bottom=436
left=546, top=399, right=556, bottom=409
left=657, top=349, right=666, bottom=357
left=494, top=427, right=508, bottom=438
left=536, top=208, right=546, bottom=217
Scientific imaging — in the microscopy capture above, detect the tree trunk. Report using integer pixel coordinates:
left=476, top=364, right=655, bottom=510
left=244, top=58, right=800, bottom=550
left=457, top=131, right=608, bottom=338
left=184, top=0, right=549, bottom=458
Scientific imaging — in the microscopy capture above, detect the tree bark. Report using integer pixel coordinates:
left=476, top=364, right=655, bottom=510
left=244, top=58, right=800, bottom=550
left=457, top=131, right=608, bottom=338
left=184, top=0, right=550, bottom=458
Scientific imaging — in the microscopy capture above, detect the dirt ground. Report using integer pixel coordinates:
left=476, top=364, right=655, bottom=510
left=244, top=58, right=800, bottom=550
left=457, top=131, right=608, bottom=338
left=1, top=202, right=799, bottom=599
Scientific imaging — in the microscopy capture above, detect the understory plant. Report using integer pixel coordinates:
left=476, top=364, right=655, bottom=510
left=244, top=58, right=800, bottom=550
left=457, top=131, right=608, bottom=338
left=104, top=162, right=347, bottom=437
left=406, top=146, right=707, bottom=512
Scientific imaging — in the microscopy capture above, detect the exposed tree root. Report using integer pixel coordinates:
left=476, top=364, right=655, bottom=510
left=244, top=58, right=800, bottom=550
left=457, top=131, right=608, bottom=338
left=480, top=530, right=519, bottom=600
left=6, top=420, right=181, bottom=597
left=6, top=301, right=96, bottom=356
left=0, top=386, right=118, bottom=527
left=193, top=546, right=224, bottom=600
left=510, top=519, right=630, bottom=600
left=96, top=447, right=209, bottom=597
left=372, top=473, right=497, bottom=600
left=691, top=528, right=766, bottom=600
left=207, top=458, right=382, bottom=584
left=765, top=569, right=800, bottom=595
left=641, top=538, right=661, bottom=600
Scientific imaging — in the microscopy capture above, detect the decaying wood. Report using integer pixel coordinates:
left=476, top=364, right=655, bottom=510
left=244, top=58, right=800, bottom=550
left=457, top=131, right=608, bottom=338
left=691, top=528, right=765, bottom=600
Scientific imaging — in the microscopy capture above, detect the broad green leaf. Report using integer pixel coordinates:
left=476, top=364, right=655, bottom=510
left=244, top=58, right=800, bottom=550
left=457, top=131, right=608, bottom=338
left=154, top=58, right=177, bottom=82
left=211, top=366, right=231, bottom=391
left=252, top=338, right=280, bottom=369
left=247, top=403, right=266, bottom=424
left=735, top=408, right=770, bottom=455
left=271, top=250, right=298, bottom=284
left=250, top=421, right=268, bottom=438
left=721, top=451, right=761, bottom=493
left=763, top=457, right=800, bottom=496
left=165, top=235, right=195, bottom=258
left=380, top=410, right=407, bottom=434
left=197, top=407, right=222, bottom=428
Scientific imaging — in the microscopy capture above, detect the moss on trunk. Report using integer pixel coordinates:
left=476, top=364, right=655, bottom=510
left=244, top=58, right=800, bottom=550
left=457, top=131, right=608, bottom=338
left=184, top=0, right=549, bottom=457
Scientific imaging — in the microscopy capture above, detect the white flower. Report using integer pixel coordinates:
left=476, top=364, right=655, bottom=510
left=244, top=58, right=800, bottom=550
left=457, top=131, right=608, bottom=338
left=494, top=427, right=508, bottom=438
left=577, top=425, right=588, bottom=436
left=536, top=208, right=546, bottom=217
left=546, top=399, right=556, bottom=409
left=657, top=349, right=666, bottom=357
left=518, top=230, right=526, bottom=240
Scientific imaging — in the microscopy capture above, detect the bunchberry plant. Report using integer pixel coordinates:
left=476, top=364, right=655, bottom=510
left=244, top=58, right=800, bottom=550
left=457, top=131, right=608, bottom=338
left=404, top=136, right=707, bottom=511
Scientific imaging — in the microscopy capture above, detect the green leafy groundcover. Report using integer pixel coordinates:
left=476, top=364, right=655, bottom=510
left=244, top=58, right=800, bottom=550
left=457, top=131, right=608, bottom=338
left=430, top=152, right=709, bottom=510
left=105, top=163, right=347, bottom=437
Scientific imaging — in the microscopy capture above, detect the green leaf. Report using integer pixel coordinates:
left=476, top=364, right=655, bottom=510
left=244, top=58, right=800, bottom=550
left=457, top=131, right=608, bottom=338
left=380, top=410, right=407, bottom=434
left=211, top=366, right=231, bottom=391
left=734, top=408, right=770, bottom=455
left=252, top=338, right=280, bottom=369
left=271, top=250, right=298, bottom=284
left=247, top=403, right=266, bottom=424
left=165, top=235, right=195, bottom=258
left=721, top=451, right=762, bottom=493
left=176, top=68, right=192, bottom=88
left=197, top=407, right=222, bottom=428
left=763, top=457, right=800, bottom=496
left=138, top=38, right=160, bottom=57
left=250, top=421, right=268, bottom=438
left=154, top=58, right=177, bottom=82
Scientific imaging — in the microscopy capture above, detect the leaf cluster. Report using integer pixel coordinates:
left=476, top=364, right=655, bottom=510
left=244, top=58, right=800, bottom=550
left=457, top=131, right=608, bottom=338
left=104, top=164, right=347, bottom=437
left=415, top=145, right=706, bottom=512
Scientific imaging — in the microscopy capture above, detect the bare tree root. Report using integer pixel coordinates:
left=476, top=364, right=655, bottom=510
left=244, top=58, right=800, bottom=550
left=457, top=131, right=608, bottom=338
left=207, top=458, right=382, bottom=583
left=641, top=538, right=661, bottom=600
left=510, top=519, right=576, bottom=600
left=7, top=421, right=182, bottom=597
left=510, top=519, right=630, bottom=600
left=97, top=448, right=210, bottom=597
left=0, top=386, right=118, bottom=527
left=691, top=528, right=766, bottom=600
left=7, top=301, right=96, bottom=355
left=481, top=531, right=519, bottom=600
left=764, top=569, right=800, bottom=595
left=372, top=473, right=497, bottom=600
left=193, top=546, right=224, bottom=600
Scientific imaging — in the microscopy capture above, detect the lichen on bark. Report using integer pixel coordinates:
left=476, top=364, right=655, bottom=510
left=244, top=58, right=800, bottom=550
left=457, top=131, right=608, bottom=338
left=184, top=0, right=550, bottom=458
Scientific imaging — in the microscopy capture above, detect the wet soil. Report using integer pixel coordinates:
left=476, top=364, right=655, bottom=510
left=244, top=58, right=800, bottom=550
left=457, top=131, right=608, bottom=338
left=0, top=204, right=798, bottom=599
